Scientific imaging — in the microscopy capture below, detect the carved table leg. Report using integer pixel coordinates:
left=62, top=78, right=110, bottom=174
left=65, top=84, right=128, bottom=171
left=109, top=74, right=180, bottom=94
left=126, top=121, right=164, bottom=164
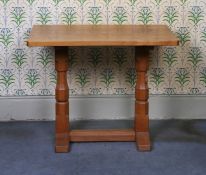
left=135, top=46, right=151, bottom=151
left=55, top=47, right=70, bottom=153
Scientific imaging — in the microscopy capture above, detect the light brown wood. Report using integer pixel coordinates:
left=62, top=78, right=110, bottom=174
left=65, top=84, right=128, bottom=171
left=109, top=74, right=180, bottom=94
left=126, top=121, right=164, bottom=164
left=55, top=47, right=70, bottom=153
left=27, top=25, right=179, bottom=47
left=27, top=24, right=179, bottom=153
left=70, top=129, right=135, bottom=142
left=136, top=132, right=151, bottom=151
left=135, top=46, right=151, bottom=151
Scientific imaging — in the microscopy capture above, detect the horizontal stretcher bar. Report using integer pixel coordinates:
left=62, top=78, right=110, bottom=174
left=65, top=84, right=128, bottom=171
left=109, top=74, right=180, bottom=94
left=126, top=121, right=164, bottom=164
left=69, top=129, right=136, bottom=142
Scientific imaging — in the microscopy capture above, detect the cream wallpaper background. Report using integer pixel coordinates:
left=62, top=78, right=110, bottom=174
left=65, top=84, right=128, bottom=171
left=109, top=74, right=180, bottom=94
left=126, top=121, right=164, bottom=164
left=0, top=0, right=206, bottom=97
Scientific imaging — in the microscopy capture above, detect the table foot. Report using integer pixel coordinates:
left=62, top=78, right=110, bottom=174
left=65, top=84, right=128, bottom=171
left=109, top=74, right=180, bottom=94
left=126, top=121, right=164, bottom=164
left=55, top=133, right=70, bottom=153
left=136, top=132, right=151, bottom=151
left=55, top=145, right=69, bottom=153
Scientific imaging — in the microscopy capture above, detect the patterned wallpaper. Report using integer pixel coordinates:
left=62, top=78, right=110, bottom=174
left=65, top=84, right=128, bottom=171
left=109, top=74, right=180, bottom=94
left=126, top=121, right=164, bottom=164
left=0, top=0, right=206, bottom=96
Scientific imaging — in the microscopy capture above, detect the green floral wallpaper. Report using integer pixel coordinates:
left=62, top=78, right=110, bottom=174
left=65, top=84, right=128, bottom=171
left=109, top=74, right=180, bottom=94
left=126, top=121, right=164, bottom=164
left=0, top=0, right=206, bottom=96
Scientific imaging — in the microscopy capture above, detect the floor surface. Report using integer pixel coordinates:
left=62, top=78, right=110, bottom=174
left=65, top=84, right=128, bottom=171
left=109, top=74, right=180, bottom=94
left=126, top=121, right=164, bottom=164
left=0, top=120, right=206, bottom=175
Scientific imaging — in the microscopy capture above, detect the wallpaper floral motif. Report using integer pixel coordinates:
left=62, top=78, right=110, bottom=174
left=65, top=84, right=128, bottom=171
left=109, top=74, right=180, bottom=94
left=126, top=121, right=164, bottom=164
left=0, top=0, right=206, bottom=96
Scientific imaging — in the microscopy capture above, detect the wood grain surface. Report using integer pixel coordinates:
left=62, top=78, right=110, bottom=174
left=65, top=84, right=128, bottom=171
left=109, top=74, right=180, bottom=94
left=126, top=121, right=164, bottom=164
left=28, top=24, right=179, bottom=153
left=27, top=25, right=179, bottom=46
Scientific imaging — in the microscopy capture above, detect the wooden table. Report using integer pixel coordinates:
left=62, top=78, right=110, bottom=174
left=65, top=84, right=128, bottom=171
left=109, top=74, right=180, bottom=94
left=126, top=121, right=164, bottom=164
left=27, top=25, right=179, bottom=153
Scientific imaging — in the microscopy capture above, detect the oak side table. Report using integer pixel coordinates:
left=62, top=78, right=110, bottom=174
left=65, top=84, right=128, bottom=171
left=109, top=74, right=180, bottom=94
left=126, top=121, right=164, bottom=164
left=27, top=25, right=179, bottom=153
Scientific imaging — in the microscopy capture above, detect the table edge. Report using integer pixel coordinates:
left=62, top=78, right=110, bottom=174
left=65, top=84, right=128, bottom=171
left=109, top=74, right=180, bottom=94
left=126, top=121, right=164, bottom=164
left=27, top=40, right=179, bottom=47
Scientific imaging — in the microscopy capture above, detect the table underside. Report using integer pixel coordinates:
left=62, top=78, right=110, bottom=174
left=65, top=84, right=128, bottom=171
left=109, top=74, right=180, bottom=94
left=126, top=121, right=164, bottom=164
left=54, top=46, right=152, bottom=153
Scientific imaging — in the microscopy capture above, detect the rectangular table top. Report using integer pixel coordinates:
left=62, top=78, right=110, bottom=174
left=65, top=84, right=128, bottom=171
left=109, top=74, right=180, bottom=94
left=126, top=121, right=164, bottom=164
left=27, top=25, right=179, bottom=47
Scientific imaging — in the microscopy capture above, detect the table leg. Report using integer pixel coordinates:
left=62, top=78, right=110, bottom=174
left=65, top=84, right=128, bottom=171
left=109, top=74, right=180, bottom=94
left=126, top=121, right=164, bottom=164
left=135, top=46, right=151, bottom=151
left=55, top=47, right=70, bottom=153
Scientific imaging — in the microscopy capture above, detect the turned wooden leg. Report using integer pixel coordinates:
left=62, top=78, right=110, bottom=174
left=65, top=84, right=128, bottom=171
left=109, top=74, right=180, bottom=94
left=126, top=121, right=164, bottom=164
left=135, top=46, right=151, bottom=151
left=55, top=47, right=70, bottom=153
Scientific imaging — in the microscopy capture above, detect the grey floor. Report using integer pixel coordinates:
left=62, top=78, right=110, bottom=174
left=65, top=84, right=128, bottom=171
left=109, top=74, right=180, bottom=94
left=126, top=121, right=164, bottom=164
left=0, top=120, right=206, bottom=175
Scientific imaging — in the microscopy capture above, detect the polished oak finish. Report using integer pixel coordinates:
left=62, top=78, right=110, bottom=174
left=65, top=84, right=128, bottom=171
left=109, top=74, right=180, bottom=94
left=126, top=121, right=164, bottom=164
left=70, top=129, right=135, bottom=142
left=55, top=47, right=70, bottom=152
left=27, top=25, right=179, bottom=47
left=135, top=47, right=151, bottom=151
left=27, top=25, right=179, bottom=153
